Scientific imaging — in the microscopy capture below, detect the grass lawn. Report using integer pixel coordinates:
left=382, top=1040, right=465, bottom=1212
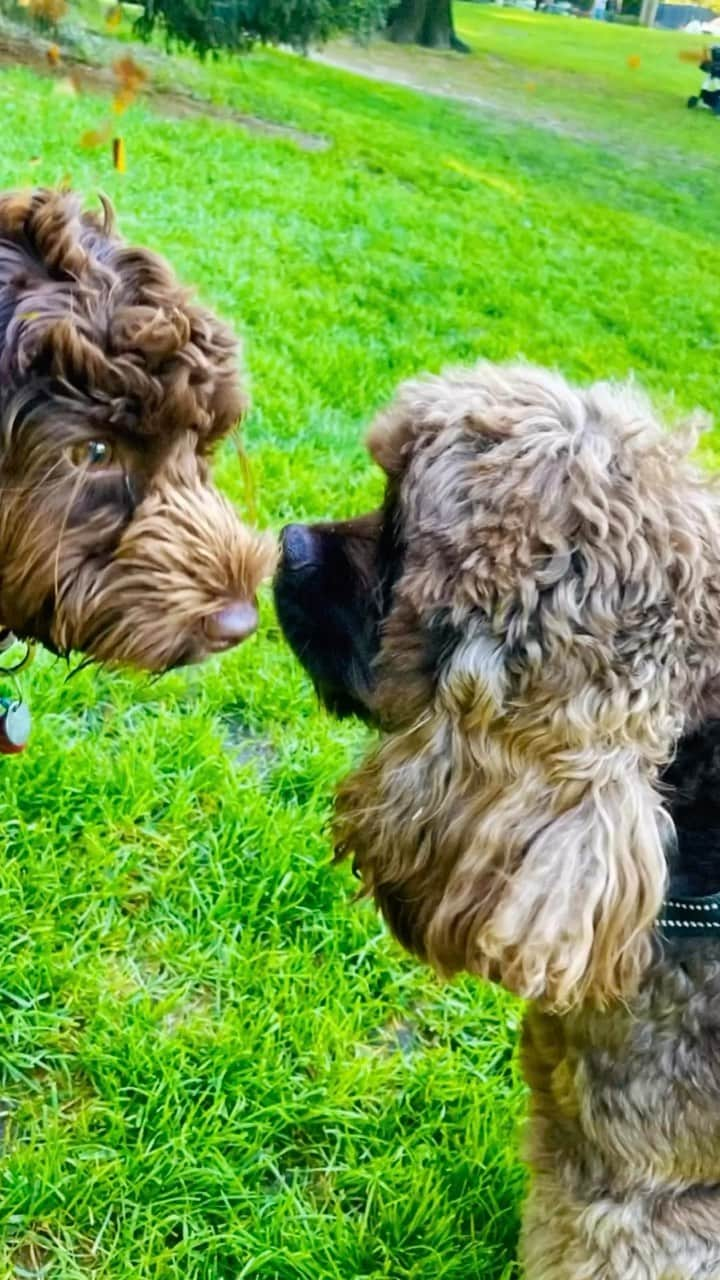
left=0, top=6, right=718, bottom=1277
left=322, top=1, right=720, bottom=158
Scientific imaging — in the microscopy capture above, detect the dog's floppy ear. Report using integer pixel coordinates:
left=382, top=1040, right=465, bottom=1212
left=335, top=703, right=670, bottom=1010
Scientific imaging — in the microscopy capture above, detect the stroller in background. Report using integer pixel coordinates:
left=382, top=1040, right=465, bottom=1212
left=688, top=46, right=720, bottom=113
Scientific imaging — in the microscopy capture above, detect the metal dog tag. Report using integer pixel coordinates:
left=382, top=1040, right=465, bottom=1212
left=0, top=698, right=31, bottom=754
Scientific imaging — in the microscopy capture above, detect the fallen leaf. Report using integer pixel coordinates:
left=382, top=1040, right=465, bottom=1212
left=627, top=54, right=641, bottom=69
left=105, top=3, right=122, bottom=27
left=80, top=125, right=111, bottom=148
left=112, top=87, right=136, bottom=114
left=112, top=55, right=148, bottom=94
left=678, top=47, right=706, bottom=63
left=46, top=43, right=61, bottom=65
left=112, top=136, right=126, bottom=173
left=29, top=0, right=67, bottom=20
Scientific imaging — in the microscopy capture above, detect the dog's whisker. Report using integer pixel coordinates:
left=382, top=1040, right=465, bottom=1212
left=53, top=464, right=90, bottom=611
left=64, top=654, right=97, bottom=681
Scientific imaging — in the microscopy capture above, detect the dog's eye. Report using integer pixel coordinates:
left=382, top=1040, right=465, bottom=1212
left=70, top=440, right=116, bottom=470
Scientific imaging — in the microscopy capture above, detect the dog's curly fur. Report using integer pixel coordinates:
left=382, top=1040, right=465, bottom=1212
left=0, top=187, right=275, bottom=672
left=275, top=362, right=720, bottom=1278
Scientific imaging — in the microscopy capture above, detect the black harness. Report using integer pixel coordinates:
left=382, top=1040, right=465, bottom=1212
left=658, top=888, right=720, bottom=940
left=656, top=721, right=720, bottom=943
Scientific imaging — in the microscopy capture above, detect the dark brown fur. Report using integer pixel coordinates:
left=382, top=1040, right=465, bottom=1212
left=0, top=188, right=274, bottom=672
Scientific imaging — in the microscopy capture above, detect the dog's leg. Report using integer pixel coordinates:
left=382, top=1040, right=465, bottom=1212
left=520, top=1006, right=720, bottom=1280
left=518, top=1009, right=636, bottom=1280
left=521, top=1174, right=605, bottom=1279
left=521, top=1175, right=658, bottom=1280
left=521, top=1173, right=720, bottom=1280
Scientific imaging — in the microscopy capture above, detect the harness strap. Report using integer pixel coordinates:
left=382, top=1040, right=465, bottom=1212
left=657, top=891, right=720, bottom=940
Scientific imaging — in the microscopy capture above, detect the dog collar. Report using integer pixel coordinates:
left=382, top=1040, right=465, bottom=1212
left=0, top=632, right=34, bottom=754
left=657, top=890, right=720, bottom=940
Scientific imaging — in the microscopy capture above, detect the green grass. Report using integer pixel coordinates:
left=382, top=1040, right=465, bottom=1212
left=451, top=3, right=720, bottom=154
left=0, top=7, right=718, bottom=1276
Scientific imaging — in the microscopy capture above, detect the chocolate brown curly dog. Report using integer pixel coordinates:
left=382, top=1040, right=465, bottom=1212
left=0, top=187, right=274, bottom=676
left=275, top=362, right=720, bottom=1279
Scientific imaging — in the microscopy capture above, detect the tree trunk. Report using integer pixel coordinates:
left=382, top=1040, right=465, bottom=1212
left=388, top=0, right=427, bottom=42
left=388, top=0, right=470, bottom=51
left=639, top=0, right=658, bottom=23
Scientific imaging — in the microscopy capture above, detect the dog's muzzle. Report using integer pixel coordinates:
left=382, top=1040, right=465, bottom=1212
left=279, top=524, right=324, bottom=574
left=202, top=601, right=258, bottom=646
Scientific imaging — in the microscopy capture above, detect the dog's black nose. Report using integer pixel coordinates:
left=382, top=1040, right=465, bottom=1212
left=281, top=523, right=321, bottom=571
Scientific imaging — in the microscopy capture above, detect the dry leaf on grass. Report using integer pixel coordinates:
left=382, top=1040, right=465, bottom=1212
left=112, top=136, right=126, bottom=172
left=29, top=0, right=67, bottom=21
left=80, top=125, right=111, bottom=148
left=113, top=55, right=148, bottom=94
left=112, top=87, right=136, bottom=114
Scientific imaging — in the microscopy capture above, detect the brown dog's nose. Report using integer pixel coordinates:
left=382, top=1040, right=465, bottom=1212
left=203, top=601, right=258, bottom=646
left=281, top=523, right=320, bottom=570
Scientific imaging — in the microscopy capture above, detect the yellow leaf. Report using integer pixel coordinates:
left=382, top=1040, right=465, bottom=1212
left=112, top=55, right=148, bottom=93
left=46, top=43, right=61, bottom=65
left=29, top=0, right=67, bottom=20
left=80, top=126, right=110, bottom=148
left=112, top=136, right=127, bottom=173
left=112, top=87, right=135, bottom=114
left=105, top=3, right=122, bottom=27
left=627, top=54, right=641, bottom=69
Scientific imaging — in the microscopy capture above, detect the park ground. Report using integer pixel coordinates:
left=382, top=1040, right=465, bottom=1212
left=0, top=6, right=718, bottom=1277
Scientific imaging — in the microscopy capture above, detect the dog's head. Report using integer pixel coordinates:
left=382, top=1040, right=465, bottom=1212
left=276, top=363, right=720, bottom=1009
left=0, top=188, right=275, bottom=672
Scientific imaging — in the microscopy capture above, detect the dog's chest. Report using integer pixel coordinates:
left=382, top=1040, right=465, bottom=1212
left=522, top=952, right=720, bottom=1192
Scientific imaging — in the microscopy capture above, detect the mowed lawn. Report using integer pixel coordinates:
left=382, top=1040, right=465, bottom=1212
left=0, top=8, right=718, bottom=1277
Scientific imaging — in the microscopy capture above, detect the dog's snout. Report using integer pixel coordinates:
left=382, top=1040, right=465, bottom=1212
left=281, top=523, right=321, bottom=571
left=203, top=600, right=258, bottom=647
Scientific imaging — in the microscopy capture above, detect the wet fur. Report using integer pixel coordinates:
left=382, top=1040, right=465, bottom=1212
left=0, top=188, right=274, bottom=671
left=275, top=362, right=720, bottom=1277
